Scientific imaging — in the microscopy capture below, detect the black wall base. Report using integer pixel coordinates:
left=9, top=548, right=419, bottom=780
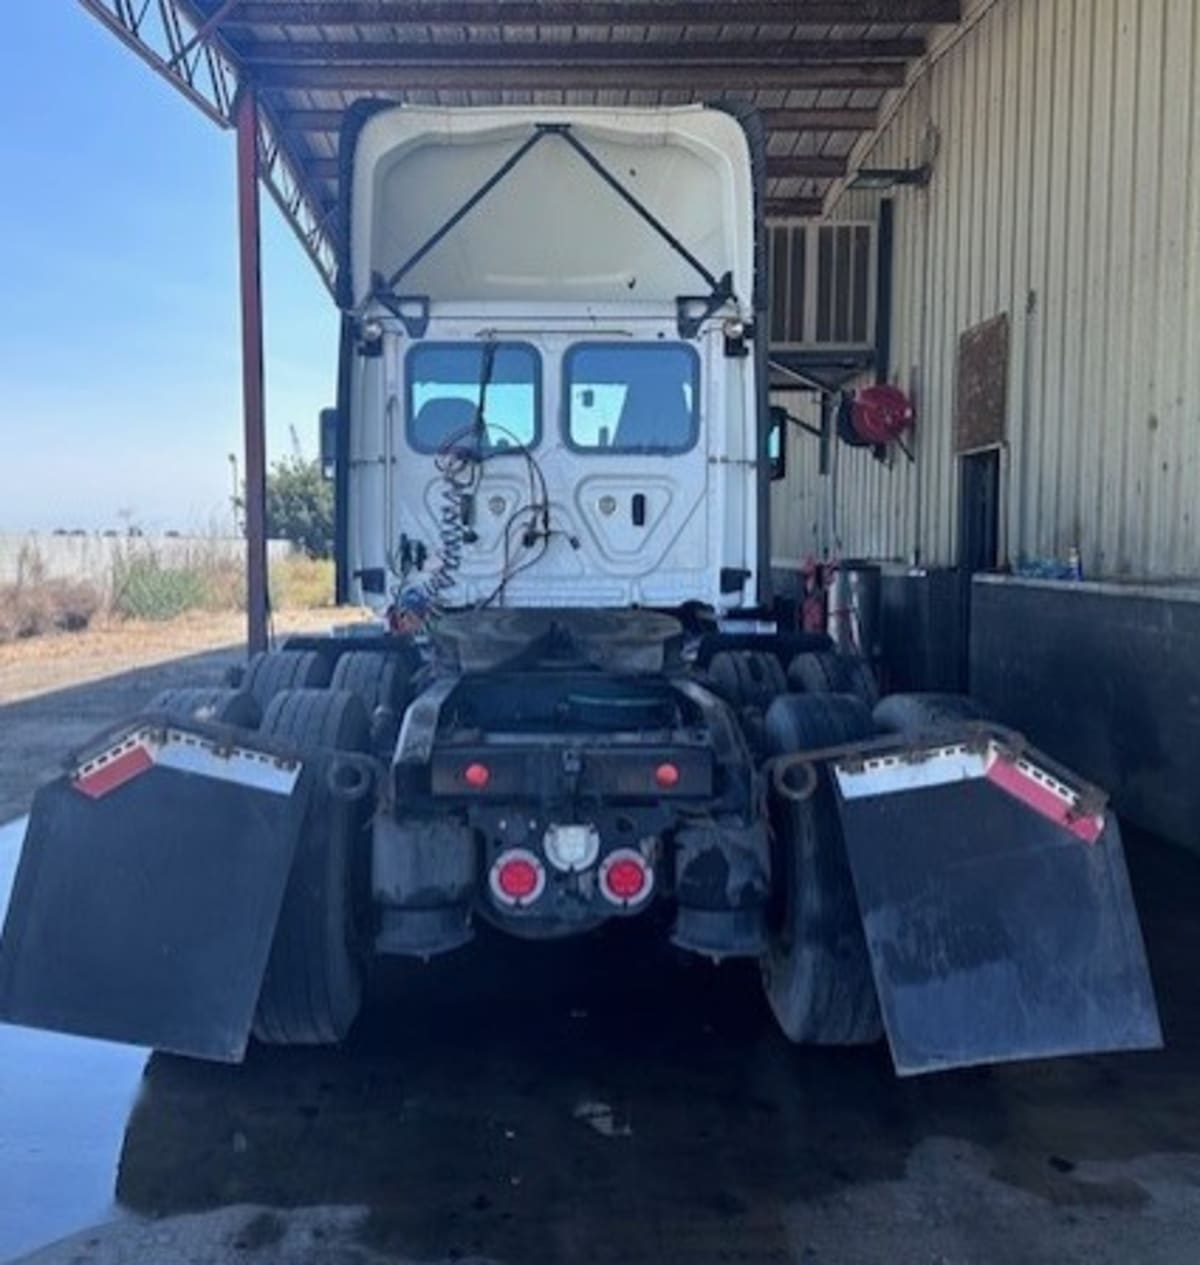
left=879, top=568, right=967, bottom=695
left=970, top=576, right=1200, bottom=853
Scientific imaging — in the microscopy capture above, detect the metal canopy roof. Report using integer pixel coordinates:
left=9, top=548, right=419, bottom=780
left=82, top=0, right=961, bottom=295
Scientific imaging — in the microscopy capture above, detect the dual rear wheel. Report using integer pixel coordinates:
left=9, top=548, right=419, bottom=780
left=252, top=688, right=373, bottom=1045
left=761, top=693, right=883, bottom=1046
left=222, top=648, right=415, bottom=1045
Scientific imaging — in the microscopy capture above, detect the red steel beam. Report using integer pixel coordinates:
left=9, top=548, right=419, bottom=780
left=280, top=105, right=880, bottom=135
left=221, top=2, right=961, bottom=24
left=237, top=38, right=924, bottom=65
left=767, top=155, right=847, bottom=179
left=235, top=88, right=270, bottom=656
left=760, top=107, right=877, bottom=131
left=250, top=61, right=906, bottom=90
left=765, top=199, right=825, bottom=219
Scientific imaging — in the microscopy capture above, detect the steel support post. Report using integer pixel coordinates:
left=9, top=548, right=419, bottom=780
left=235, top=86, right=269, bottom=656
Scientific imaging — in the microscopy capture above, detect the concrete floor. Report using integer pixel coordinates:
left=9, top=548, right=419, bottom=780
left=2, top=662, right=1200, bottom=1264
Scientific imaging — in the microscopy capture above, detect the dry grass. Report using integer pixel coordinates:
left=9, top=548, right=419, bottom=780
left=0, top=536, right=353, bottom=708
left=272, top=555, right=336, bottom=610
left=1, top=542, right=339, bottom=649
left=0, top=578, right=102, bottom=642
left=109, top=545, right=334, bottom=621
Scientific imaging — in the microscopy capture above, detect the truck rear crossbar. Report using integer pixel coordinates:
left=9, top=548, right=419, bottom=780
left=70, top=724, right=302, bottom=801
left=770, top=723, right=1106, bottom=837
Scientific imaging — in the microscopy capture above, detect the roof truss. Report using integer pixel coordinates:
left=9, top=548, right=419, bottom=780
left=223, top=2, right=961, bottom=24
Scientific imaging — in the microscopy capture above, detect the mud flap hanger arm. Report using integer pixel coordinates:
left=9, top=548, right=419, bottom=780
left=369, top=123, right=737, bottom=340
left=767, top=722, right=1110, bottom=817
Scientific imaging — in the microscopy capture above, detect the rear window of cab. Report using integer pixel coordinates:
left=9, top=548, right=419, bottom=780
left=406, top=342, right=541, bottom=454
left=563, top=343, right=700, bottom=454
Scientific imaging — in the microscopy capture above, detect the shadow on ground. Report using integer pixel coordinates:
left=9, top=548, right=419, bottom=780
left=0, top=647, right=243, bottom=818
left=111, top=831, right=1200, bottom=1265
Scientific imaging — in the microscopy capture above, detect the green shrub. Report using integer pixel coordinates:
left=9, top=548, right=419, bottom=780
left=265, top=457, right=334, bottom=558
left=111, top=556, right=208, bottom=621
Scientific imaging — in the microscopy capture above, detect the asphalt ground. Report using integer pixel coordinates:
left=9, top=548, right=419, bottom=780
left=2, top=657, right=1199, bottom=1264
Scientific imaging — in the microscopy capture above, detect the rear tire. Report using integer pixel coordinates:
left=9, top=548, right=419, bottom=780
left=694, top=631, right=832, bottom=669
left=707, top=650, right=787, bottom=712
left=787, top=651, right=879, bottom=705
left=147, top=687, right=261, bottom=729
left=252, top=689, right=371, bottom=1046
left=243, top=650, right=331, bottom=710
left=760, top=694, right=882, bottom=1045
left=330, top=649, right=415, bottom=716
left=764, top=692, right=874, bottom=752
left=872, top=692, right=990, bottom=735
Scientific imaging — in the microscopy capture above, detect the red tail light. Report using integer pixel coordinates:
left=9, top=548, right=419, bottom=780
left=463, top=761, right=491, bottom=789
left=654, top=762, right=681, bottom=789
left=489, top=849, right=545, bottom=907
left=599, top=849, right=653, bottom=907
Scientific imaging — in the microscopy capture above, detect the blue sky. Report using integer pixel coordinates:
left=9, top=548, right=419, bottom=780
left=0, top=6, right=336, bottom=533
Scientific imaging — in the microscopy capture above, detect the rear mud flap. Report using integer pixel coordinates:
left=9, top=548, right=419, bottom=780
left=831, top=735, right=1162, bottom=1076
left=0, top=722, right=309, bottom=1062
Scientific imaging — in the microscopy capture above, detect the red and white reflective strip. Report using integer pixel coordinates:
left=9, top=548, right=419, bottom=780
left=72, top=727, right=301, bottom=801
left=833, top=740, right=1105, bottom=844
left=983, top=752, right=1104, bottom=844
left=71, top=734, right=155, bottom=800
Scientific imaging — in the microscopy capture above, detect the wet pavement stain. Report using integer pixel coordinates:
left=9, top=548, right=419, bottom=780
left=0, top=818, right=148, bottom=1263
left=111, top=831, right=1200, bottom=1265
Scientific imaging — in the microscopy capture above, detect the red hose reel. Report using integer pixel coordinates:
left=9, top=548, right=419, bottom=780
left=849, top=384, right=916, bottom=447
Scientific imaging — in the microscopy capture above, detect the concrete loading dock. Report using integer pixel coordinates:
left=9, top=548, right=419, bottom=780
left=3, top=0, right=1199, bottom=1261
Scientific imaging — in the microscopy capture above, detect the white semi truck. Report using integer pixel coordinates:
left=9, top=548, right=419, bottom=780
left=0, top=105, right=1160, bottom=1075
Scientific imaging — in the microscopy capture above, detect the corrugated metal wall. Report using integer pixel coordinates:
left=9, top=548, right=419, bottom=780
left=769, top=385, right=826, bottom=569
left=780, top=0, right=1200, bottom=580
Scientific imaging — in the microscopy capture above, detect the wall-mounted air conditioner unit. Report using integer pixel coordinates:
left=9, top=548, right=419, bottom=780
left=767, top=220, right=877, bottom=353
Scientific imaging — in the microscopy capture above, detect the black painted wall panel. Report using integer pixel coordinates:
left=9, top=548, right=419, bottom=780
left=880, top=569, right=967, bottom=695
left=970, top=578, right=1200, bottom=852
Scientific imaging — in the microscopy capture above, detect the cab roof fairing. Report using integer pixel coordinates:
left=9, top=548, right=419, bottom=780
left=337, top=104, right=763, bottom=322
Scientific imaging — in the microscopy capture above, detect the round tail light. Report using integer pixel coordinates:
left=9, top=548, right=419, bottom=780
left=463, top=761, right=491, bottom=789
left=489, top=849, right=545, bottom=907
left=599, top=849, right=653, bottom=907
left=654, top=762, right=681, bottom=789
